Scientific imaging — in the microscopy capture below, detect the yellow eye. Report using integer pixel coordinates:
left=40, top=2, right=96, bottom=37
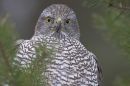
left=66, top=19, right=70, bottom=24
left=46, top=17, right=51, bottom=23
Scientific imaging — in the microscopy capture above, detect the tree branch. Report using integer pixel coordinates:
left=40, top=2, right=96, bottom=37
left=0, top=42, right=11, bottom=70
left=0, top=42, right=18, bottom=86
left=109, top=3, right=130, bottom=10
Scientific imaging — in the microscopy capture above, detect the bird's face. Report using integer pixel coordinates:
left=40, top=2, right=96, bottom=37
left=35, top=4, right=80, bottom=40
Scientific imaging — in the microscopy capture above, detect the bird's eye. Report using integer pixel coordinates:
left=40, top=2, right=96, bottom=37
left=46, top=17, right=51, bottom=23
left=66, top=19, right=70, bottom=24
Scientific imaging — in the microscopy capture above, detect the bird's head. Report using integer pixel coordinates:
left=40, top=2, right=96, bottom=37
left=35, top=4, right=80, bottom=40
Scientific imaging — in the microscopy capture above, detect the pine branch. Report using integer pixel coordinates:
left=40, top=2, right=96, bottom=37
left=25, top=52, right=46, bottom=85
left=0, top=13, right=55, bottom=86
left=108, top=3, right=130, bottom=10
left=82, top=0, right=130, bottom=11
left=90, top=0, right=130, bottom=85
left=103, top=0, right=130, bottom=10
left=82, top=0, right=130, bottom=85
left=0, top=42, right=11, bottom=70
left=0, top=15, right=19, bottom=86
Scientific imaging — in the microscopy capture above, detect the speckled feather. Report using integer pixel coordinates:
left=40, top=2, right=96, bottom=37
left=15, top=4, right=102, bottom=86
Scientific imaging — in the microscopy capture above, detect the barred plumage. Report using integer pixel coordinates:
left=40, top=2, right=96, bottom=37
left=15, top=4, right=102, bottom=86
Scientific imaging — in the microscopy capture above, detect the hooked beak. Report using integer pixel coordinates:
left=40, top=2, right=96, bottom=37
left=56, top=18, right=62, bottom=33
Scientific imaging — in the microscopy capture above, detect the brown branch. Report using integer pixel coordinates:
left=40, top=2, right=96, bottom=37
left=109, top=3, right=130, bottom=10
left=0, top=42, right=11, bottom=70
left=25, top=52, right=47, bottom=85
left=0, top=42, right=18, bottom=86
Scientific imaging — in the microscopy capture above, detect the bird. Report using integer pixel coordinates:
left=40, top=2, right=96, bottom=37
left=15, top=4, right=102, bottom=86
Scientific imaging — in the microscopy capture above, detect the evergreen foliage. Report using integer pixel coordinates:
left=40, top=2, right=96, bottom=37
left=82, top=0, right=130, bottom=85
left=0, top=14, right=52, bottom=86
left=1, top=0, right=130, bottom=85
left=93, top=8, right=130, bottom=57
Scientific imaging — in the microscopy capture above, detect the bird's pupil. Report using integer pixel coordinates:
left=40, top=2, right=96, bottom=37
left=46, top=17, right=51, bottom=23
left=66, top=19, right=70, bottom=24
left=48, top=19, right=50, bottom=22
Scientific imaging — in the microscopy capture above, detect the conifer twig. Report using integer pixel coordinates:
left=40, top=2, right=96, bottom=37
left=109, top=3, right=130, bottom=10
left=0, top=42, right=18, bottom=86
left=0, top=42, right=11, bottom=70
left=103, top=0, right=130, bottom=10
left=25, top=49, right=48, bottom=85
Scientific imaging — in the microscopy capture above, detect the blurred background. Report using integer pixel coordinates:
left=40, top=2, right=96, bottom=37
left=0, top=0, right=129, bottom=86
